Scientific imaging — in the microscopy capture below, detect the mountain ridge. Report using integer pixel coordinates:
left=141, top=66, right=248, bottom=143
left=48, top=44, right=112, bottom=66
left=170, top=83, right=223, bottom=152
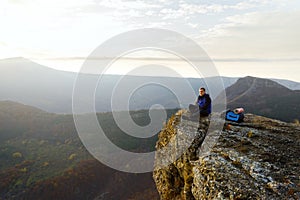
left=220, top=76, right=300, bottom=122
left=1, top=57, right=300, bottom=87
left=0, top=100, right=165, bottom=199
left=0, top=57, right=235, bottom=113
left=1, top=57, right=300, bottom=116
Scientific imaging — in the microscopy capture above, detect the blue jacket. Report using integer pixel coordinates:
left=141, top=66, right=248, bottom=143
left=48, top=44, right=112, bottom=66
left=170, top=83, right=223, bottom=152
left=197, top=94, right=212, bottom=114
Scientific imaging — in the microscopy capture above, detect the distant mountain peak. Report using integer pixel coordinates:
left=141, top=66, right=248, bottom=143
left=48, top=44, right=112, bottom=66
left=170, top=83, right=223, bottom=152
left=0, top=57, right=30, bottom=63
left=220, top=76, right=300, bottom=122
left=0, top=100, right=47, bottom=114
left=235, top=76, right=290, bottom=91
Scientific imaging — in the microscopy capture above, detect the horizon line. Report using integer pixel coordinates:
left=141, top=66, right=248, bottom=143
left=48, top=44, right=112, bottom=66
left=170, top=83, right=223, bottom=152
left=1, top=56, right=300, bottom=63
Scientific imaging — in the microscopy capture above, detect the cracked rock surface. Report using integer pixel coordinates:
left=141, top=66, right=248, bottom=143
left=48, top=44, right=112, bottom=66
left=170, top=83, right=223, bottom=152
left=153, top=110, right=300, bottom=200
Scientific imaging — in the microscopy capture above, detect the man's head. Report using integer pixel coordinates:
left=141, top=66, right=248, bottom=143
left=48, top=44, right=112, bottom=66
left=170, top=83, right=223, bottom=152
left=199, top=87, right=206, bottom=96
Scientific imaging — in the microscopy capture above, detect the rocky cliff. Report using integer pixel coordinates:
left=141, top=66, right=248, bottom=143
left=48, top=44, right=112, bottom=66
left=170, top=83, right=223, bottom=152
left=153, top=110, right=300, bottom=199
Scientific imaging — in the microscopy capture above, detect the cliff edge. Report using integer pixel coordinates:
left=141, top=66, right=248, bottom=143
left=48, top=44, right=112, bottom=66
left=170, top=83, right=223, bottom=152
left=153, top=110, right=300, bottom=200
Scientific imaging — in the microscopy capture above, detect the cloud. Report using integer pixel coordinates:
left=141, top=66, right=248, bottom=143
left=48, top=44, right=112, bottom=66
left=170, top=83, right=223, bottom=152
left=0, top=41, right=7, bottom=46
left=179, top=3, right=224, bottom=14
left=158, top=1, right=265, bottom=20
left=96, top=0, right=161, bottom=10
left=198, top=11, right=300, bottom=60
left=63, top=0, right=164, bottom=23
left=188, top=23, right=198, bottom=28
left=1, top=0, right=299, bottom=80
left=226, top=1, right=256, bottom=10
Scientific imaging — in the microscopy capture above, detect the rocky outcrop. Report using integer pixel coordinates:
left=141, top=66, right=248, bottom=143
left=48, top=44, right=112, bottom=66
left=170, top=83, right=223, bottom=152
left=153, top=110, right=300, bottom=199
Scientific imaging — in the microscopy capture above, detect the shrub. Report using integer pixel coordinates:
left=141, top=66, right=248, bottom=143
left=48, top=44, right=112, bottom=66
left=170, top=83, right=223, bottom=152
left=12, top=152, right=22, bottom=158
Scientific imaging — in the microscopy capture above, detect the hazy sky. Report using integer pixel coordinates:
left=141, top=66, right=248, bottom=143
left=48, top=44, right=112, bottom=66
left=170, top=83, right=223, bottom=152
left=1, top=0, right=300, bottom=81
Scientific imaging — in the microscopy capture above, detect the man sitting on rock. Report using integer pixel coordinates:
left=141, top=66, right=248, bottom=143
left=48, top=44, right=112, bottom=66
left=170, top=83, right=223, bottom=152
left=188, top=87, right=212, bottom=119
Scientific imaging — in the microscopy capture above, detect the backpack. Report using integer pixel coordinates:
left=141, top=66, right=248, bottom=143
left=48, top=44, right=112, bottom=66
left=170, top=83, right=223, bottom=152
left=225, top=110, right=244, bottom=123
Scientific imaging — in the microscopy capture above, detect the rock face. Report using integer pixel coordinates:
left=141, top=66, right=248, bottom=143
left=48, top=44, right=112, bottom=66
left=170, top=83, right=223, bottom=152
left=153, top=110, right=300, bottom=200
